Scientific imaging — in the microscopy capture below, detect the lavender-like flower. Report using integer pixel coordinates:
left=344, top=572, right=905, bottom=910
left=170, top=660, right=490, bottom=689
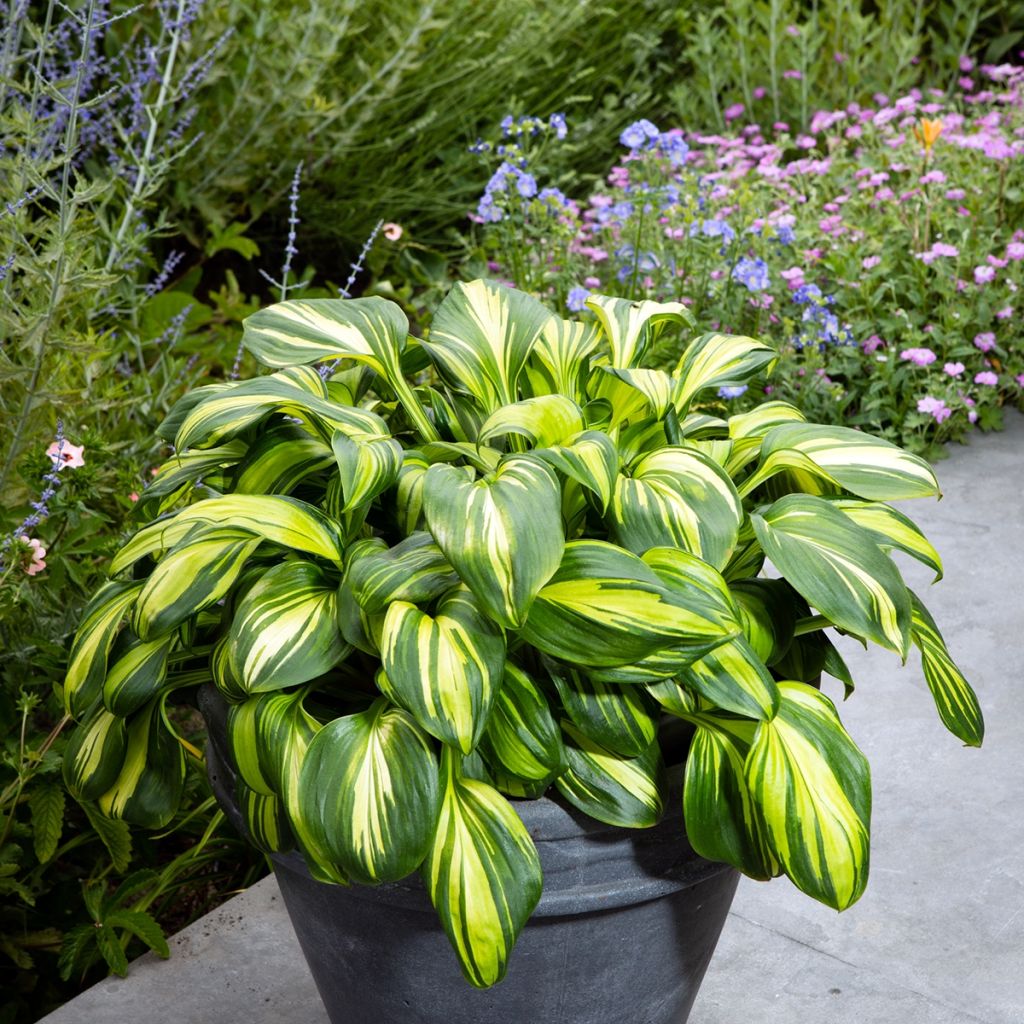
left=339, top=219, right=383, bottom=299
left=0, top=255, right=14, bottom=283
left=144, top=250, right=184, bottom=297
left=282, top=162, right=303, bottom=286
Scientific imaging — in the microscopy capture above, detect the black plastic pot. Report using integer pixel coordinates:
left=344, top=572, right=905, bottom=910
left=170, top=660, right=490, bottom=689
left=199, top=686, right=739, bottom=1024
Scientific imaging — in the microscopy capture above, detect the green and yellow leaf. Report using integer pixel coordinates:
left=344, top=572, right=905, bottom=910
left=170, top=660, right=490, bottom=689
left=832, top=499, right=943, bottom=581
left=478, top=395, right=584, bottom=449
left=586, top=294, right=692, bottom=368
left=677, top=635, right=780, bottom=720
left=347, top=532, right=458, bottom=613
left=62, top=707, right=128, bottom=802
left=102, top=632, right=176, bottom=716
left=674, top=332, right=777, bottom=414
left=331, top=430, right=403, bottom=512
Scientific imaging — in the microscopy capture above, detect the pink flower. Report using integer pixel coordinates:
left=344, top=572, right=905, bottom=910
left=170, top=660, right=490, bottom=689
left=919, top=170, right=946, bottom=185
left=753, top=86, right=767, bottom=100
left=382, top=222, right=403, bottom=241
left=917, top=396, right=952, bottom=423
left=724, top=103, right=745, bottom=122
left=46, top=440, right=84, bottom=470
left=795, top=134, right=816, bottom=149
left=1006, top=242, right=1024, bottom=260
left=583, top=276, right=601, bottom=288
left=974, top=371, right=998, bottom=386
left=974, top=332, right=996, bottom=352
left=21, top=536, right=46, bottom=576
left=944, top=362, right=965, bottom=376
left=862, top=255, right=881, bottom=269
left=780, top=267, right=805, bottom=289
left=974, top=265, right=996, bottom=284
left=783, top=69, right=803, bottom=80
left=960, top=55, right=974, bottom=72
left=900, top=347, right=937, bottom=366
left=862, top=334, right=885, bottom=354
left=944, top=188, right=966, bottom=200
left=129, top=491, right=140, bottom=503
left=1016, top=373, right=1024, bottom=387
left=995, top=306, right=1013, bottom=319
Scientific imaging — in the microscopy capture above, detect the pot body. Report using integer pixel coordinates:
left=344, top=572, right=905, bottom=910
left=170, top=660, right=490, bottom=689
left=200, top=687, right=739, bottom=1024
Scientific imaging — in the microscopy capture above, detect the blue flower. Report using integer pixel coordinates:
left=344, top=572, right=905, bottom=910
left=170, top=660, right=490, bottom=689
left=690, top=218, right=735, bottom=242
left=537, top=187, right=569, bottom=210
left=775, top=223, right=796, bottom=245
left=732, top=257, right=770, bottom=292
left=657, top=133, right=689, bottom=166
left=792, top=283, right=823, bottom=305
left=620, top=119, right=660, bottom=150
left=566, top=286, right=591, bottom=312
left=549, top=113, right=568, bottom=139
left=500, top=115, right=515, bottom=136
left=516, top=172, right=538, bottom=198
left=718, top=385, right=749, bottom=399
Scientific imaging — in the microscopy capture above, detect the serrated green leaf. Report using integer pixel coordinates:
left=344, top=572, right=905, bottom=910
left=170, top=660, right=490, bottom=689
left=29, top=784, right=64, bottom=863
left=103, top=909, right=169, bottom=959
left=80, top=801, right=132, bottom=872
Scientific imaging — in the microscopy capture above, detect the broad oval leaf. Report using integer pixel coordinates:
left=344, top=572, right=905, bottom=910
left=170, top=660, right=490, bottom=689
left=110, top=494, right=345, bottom=573
left=65, top=581, right=144, bottom=718
left=832, top=499, right=943, bottom=581
left=909, top=592, right=984, bottom=746
left=532, top=429, right=620, bottom=511
left=480, top=663, right=566, bottom=781
left=555, top=719, right=666, bottom=828
left=674, top=332, right=777, bottom=414
left=234, top=425, right=333, bottom=495
left=748, top=423, right=940, bottom=501
left=229, top=561, right=349, bottom=692
left=602, top=367, right=678, bottom=418
left=299, top=700, right=441, bottom=885
left=750, top=494, right=912, bottom=656
left=527, top=316, right=601, bottom=400
left=683, top=712, right=779, bottom=879
left=423, top=749, right=542, bottom=988
left=521, top=541, right=736, bottom=668
left=331, top=430, right=402, bottom=512
left=103, top=632, right=176, bottom=716
left=97, top=696, right=186, bottom=830
left=547, top=661, right=657, bottom=757
left=242, top=296, right=409, bottom=382
left=395, top=450, right=429, bottom=536
left=348, top=532, right=458, bottom=613
left=131, top=528, right=262, bottom=641
left=423, top=279, right=553, bottom=411
left=380, top=587, right=506, bottom=753
left=611, top=446, right=742, bottom=569
left=677, top=635, right=780, bottom=720
left=236, top=782, right=293, bottom=854
left=746, top=682, right=871, bottom=911
left=586, top=294, right=692, bottom=368
left=478, top=395, right=584, bottom=448
left=423, top=455, right=564, bottom=628
left=63, top=707, right=128, bottom=801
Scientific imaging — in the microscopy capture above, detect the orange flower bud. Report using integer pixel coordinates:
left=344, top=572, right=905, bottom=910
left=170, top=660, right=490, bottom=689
left=912, top=118, right=943, bottom=151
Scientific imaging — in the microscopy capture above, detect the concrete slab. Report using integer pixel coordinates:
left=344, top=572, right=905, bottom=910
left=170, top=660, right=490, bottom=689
left=38, top=412, right=1024, bottom=1024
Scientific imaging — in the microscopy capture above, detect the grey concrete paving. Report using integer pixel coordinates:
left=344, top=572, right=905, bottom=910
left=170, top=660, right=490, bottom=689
left=39, top=412, right=1024, bottom=1024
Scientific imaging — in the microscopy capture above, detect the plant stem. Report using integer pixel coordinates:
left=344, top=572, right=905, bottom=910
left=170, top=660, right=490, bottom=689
left=793, top=614, right=832, bottom=636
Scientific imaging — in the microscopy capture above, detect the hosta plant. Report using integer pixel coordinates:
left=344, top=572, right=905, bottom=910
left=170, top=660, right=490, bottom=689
left=62, top=280, right=983, bottom=988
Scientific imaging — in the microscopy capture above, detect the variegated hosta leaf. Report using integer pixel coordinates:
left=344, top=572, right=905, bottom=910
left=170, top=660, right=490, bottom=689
left=336, top=540, right=388, bottom=655
left=422, top=456, right=564, bottom=628
left=102, top=632, right=176, bottom=716
left=532, top=430, right=620, bottom=511
left=65, top=581, right=144, bottom=718
left=97, top=696, right=186, bottom=830
left=423, top=748, right=542, bottom=988
left=229, top=561, right=348, bottom=693
left=585, top=294, right=693, bottom=368
left=547, top=661, right=657, bottom=757
left=480, top=663, right=566, bottom=781
left=140, top=441, right=248, bottom=504
left=234, top=425, right=333, bottom=495
left=423, top=279, right=553, bottom=412
left=555, top=719, right=666, bottom=828
left=745, top=423, right=940, bottom=501
left=228, top=696, right=275, bottom=795
left=236, top=782, right=293, bottom=854
left=110, top=494, right=345, bottom=573
left=478, top=395, right=584, bottom=449
left=347, top=532, right=458, bottom=614
left=729, top=578, right=800, bottom=665
left=521, top=541, right=737, bottom=668
left=585, top=368, right=650, bottom=430
left=677, top=635, right=780, bottom=721
left=746, top=682, right=871, bottom=911
left=131, top=528, right=263, bottom=641
left=610, top=446, right=742, bottom=569
left=62, top=707, right=128, bottom=801
left=832, top=499, right=943, bottom=581
left=641, top=546, right=741, bottom=636
left=673, top=332, right=777, bottom=414
left=683, top=712, right=779, bottom=879
left=395, top=451, right=429, bottom=535
left=728, top=401, right=806, bottom=439
left=331, top=431, right=402, bottom=512
left=299, top=699, right=441, bottom=885
left=211, top=634, right=248, bottom=702
left=645, top=676, right=699, bottom=717
left=527, top=316, right=602, bottom=400
left=379, top=588, right=506, bottom=753
left=602, top=367, right=678, bottom=418
left=750, top=494, right=912, bottom=656
left=909, top=592, right=984, bottom=746
left=242, top=295, right=409, bottom=381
